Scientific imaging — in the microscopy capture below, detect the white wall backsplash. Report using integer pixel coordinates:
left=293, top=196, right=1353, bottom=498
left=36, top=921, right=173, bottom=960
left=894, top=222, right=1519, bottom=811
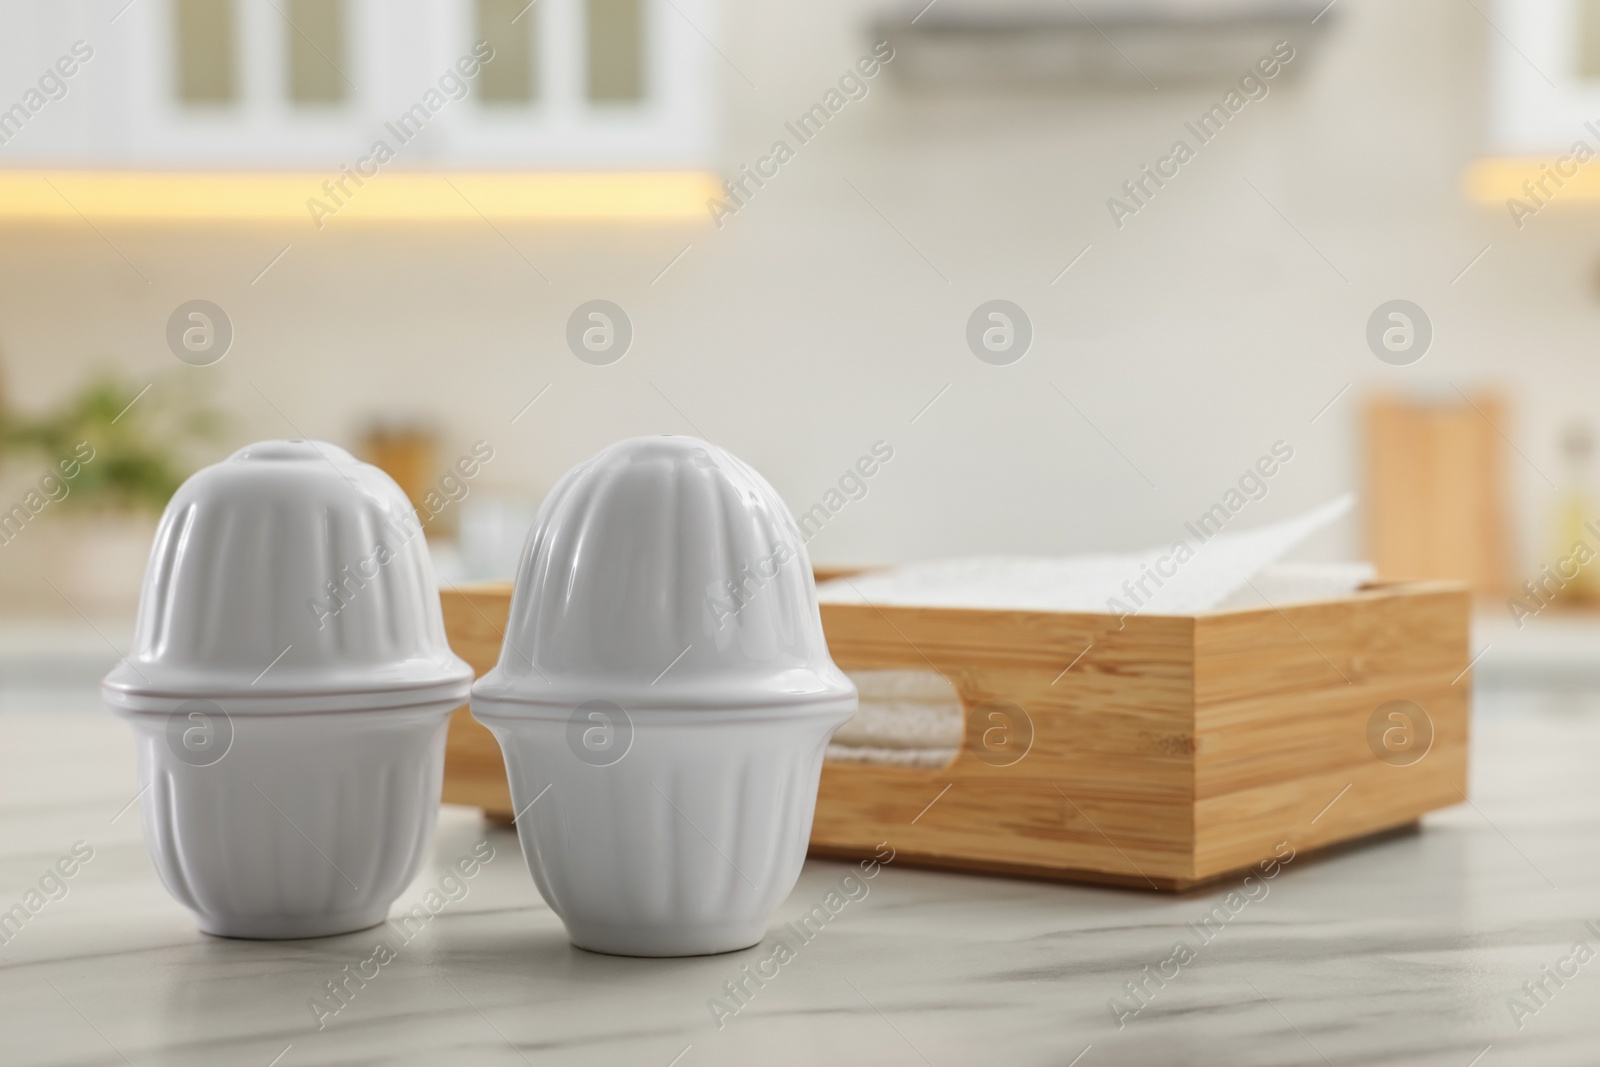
left=0, top=0, right=1582, bottom=580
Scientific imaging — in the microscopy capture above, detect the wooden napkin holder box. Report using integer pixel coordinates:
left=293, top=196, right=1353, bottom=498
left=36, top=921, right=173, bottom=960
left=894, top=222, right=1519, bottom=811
left=439, top=577, right=1470, bottom=891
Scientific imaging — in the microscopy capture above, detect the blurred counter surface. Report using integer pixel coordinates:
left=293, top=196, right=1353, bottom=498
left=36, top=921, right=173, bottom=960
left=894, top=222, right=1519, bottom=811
left=2, top=690, right=1600, bottom=1063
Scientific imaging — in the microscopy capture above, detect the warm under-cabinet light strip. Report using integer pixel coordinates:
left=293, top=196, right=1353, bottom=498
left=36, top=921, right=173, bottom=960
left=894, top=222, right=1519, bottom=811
left=0, top=171, right=721, bottom=223
left=1463, top=157, right=1600, bottom=206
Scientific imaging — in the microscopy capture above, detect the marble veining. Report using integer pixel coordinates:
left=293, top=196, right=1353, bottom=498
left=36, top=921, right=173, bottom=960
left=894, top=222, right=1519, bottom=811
left=3, top=701, right=1600, bottom=1065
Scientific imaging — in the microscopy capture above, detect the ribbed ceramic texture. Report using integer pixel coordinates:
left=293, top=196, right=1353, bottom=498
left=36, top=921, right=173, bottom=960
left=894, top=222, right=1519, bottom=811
left=475, top=435, right=853, bottom=711
left=127, top=705, right=451, bottom=939
left=473, top=436, right=856, bottom=954
left=488, top=706, right=849, bottom=956
left=105, top=439, right=470, bottom=703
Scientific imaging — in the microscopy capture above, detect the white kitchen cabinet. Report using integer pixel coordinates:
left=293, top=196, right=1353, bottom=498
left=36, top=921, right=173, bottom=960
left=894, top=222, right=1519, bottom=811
left=0, top=0, right=714, bottom=167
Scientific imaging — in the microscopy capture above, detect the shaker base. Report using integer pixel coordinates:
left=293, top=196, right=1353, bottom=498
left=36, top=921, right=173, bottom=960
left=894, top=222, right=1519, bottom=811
left=196, top=906, right=390, bottom=940
left=567, top=920, right=767, bottom=958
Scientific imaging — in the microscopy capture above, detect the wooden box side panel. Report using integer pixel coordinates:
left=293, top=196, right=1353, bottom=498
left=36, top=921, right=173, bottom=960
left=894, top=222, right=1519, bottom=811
left=1191, top=586, right=1471, bottom=878
left=811, top=603, right=1198, bottom=883
left=440, top=583, right=515, bottom=815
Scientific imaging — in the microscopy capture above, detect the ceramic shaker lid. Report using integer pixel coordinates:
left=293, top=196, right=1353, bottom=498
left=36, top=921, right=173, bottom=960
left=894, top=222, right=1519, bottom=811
left=472, top=436, right=854, bottom=713
left=102, top=440, right=472, bottom=711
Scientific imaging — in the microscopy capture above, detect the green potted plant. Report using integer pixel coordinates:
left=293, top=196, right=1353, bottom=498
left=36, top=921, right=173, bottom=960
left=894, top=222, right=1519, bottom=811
left=0, top=369, right=222, bottom=618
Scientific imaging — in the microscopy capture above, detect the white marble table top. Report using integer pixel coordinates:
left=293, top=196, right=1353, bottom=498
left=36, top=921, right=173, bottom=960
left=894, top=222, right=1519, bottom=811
left=2, top=701, right=1597, bottom=1067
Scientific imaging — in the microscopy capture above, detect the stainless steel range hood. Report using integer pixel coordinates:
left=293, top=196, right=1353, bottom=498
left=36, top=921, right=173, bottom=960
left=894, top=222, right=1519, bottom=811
left=874, top=0, right=1331, bottom=92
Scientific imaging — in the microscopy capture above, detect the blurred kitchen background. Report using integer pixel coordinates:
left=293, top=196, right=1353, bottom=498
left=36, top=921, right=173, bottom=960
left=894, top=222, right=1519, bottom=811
left=0, top=0, right=1593, bottom=707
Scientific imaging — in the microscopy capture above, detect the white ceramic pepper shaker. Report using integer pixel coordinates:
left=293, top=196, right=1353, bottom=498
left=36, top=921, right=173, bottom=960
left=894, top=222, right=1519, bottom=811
left=472, top=436, right=858, bottom=957
left=102, top=440, right=472, bottom=939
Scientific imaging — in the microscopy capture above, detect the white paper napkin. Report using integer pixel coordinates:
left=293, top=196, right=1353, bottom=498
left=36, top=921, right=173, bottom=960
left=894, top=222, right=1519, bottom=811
left=815, top=493, right=1361, bottom=616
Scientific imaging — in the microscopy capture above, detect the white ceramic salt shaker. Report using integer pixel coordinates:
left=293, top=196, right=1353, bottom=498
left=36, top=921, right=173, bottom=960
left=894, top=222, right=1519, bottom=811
left=472, top=436, right=857, bottom=956
left=102, top=440, right=473, bottom=939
